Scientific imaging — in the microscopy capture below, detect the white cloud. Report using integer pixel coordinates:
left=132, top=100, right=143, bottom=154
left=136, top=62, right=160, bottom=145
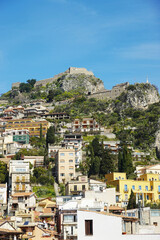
left=117, top=43, right=160, bottom=60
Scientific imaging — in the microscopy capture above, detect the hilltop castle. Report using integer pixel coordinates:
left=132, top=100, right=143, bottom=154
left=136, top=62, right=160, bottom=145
left=12, top=67, right=94, bottom=89
left=12, top=67, right=129, bottom=100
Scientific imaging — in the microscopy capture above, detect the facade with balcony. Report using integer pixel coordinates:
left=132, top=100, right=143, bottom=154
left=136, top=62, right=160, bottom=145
left=65, top=175, right=89, bottom=195
left=105, top=172, right=160, bottom=207
left=6, top=119, right=49, bottom=137
left=72, top=118, right=102, bottom=133
left=55, top=149, right=76, bottom=183
left=63, top=134, right=83, bottom=166
left=8, top=192, right=36, bottom=216
left=9, top=160, right=31, bottom=195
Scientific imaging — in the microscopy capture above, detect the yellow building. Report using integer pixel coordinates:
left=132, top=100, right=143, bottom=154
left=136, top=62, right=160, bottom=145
left=105, top=172, right=160, bottom=207
left=6, top=118, right=49, bottom=137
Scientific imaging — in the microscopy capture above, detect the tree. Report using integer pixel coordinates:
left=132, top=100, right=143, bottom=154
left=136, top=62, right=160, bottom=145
left=118, top=144, right=133, bottom=177
left=89, top=156, right=100, bottom=176
left=46, top=126, right=56, bottom=147
left=40, top=124, right=43, bottom=141
left=127, top=189, right=137, bottom=209
left=0, top=161, right=8, bottom=183
left=27, top=79, right=36, bottom=88
left=33, top=167, right=46, bottom=179
left=19, top=83, right=32, bottom=93
left=100, top=149, right=115, bottom=175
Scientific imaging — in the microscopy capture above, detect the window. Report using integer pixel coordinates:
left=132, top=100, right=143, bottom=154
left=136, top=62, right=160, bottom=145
left=60, top=159, right=65, bottom=163
left=18, top=197, right=23, bottom=202
left=64, top=215, right=74, bottom=223
left=60, top=153, right=65, bottom=156
left=69, top=160, right=73, bottom=163
left=125, top=194, right=128, bottom=201
left=69, top=166, right=73, bottom=170
left=132, top=185, right=135, bottom=190
left=60, top=173, right=65, bottom=176
left=85, top=220, right=93, bottom=235
left=146, top=195, right=149, bottom=200
left=60, top=166, right=65, bottom=170
left=116, top=196, right=119, bottom=202
left=139, top=185, right=142, bottom=190
left=153, top=222, right=158, bottom=226
left=145, top=186, right=148, bottom=191
left=69, top=153, right=73, bottom=156
left=124, top=184, right=128, bottom=192
left=82, top=185, right=85, bottom=190
left=22, top=176, right=25, bottom=182
left=158, top=186, right=160, bottom=193
left=69, top=173, right=73, bottom=177
left=74, top=185, right=77, bottom=191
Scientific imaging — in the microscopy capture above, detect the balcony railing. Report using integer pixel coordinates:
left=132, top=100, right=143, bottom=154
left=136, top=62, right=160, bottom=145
left=124, top=190, right=129, bottom=193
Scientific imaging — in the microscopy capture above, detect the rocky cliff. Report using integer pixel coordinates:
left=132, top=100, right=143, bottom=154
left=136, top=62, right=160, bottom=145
left=56, top=73, right=105, bottom=94
left=115, top=83, right=159, bottom=110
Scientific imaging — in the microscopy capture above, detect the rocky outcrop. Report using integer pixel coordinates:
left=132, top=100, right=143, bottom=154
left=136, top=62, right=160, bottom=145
left=59, top=73, right=104, bottom=94
left=116, top=83, right=159, bottom=110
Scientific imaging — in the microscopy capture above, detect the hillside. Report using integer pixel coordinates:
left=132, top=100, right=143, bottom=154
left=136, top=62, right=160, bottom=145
left=1, top=67, right=104, bottom=105
left=0, top=68, right=160, bottom=159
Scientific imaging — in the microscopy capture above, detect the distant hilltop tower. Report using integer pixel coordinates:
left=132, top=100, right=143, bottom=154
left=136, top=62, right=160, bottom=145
left=146, top=76, right=149, bottom=84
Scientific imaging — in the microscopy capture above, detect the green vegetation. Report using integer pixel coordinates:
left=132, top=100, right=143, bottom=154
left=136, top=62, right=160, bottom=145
left=33, top=185, right=55, bottom=198
left=46, top=126, right=56, bottom=148
left=79, top=136, right=117, bottom=177
left=0, top=161, right=8, bottom=183
left=31, top=166, right=54, bottom=185
left=127, top=189, right=137, bottom=209
left=12, top=147, right=45, bottom=159
left=59, top=183, right=65, bottom=196
left=19, top=79, right=36, bottom=93
left=118, top=143, right=134, bottom=178
left=145, top=202, right=160, bottom=209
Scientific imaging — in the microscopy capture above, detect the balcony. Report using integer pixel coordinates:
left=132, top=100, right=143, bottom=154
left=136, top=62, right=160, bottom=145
left=124, top=189, right=129, bottom=193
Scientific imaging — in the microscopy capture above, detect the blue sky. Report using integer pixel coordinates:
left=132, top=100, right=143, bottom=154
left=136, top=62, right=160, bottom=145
left=0, top=0, right=160, bottom=93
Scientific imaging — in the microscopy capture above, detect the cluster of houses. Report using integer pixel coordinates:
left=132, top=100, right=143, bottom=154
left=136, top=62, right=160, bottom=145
left=1, top=158, right=160, bottom=239
left=0, top=101, right=160, bottom=239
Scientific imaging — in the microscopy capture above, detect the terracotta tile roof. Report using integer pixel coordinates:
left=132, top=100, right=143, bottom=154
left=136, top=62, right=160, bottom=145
left=46, top=203, right=56, bottom=208
left=109, top=206, right=123, bottom=211
left=43, top=208, right=52, bottom=214
left=12, top=192, right=35, bottom=197
left=0, top=228, right=22, bottom=234
left=79, top=210, right=138, bottom=221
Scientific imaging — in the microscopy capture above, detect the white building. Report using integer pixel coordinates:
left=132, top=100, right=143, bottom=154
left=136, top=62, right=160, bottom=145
left=77, top=210, right=160, bottom=240
left=136, top=164, right=160, bottom=178
left=9, top=160, right=31, bottom=195
left=89, top=179, right=106, bottom=191
left=84, top=188, right=116, bottom=206
left=58, top=198, right=104, bottom=240
left=0, top=183, right=7, bottom=215
left=8, top=192, right=36, bottom=217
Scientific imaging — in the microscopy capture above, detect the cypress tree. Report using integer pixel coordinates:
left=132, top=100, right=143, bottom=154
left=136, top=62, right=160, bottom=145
left=46, top=126, right=55, bottom=148
left=127, top=189, right=137, bottom=209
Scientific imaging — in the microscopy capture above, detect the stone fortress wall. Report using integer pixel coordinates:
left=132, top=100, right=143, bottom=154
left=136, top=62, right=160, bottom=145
left=87, top=82, right=129, bottom=100
left=11, top=67, right=129, bottom=100
left=12, top=67, right=94, bottom=89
